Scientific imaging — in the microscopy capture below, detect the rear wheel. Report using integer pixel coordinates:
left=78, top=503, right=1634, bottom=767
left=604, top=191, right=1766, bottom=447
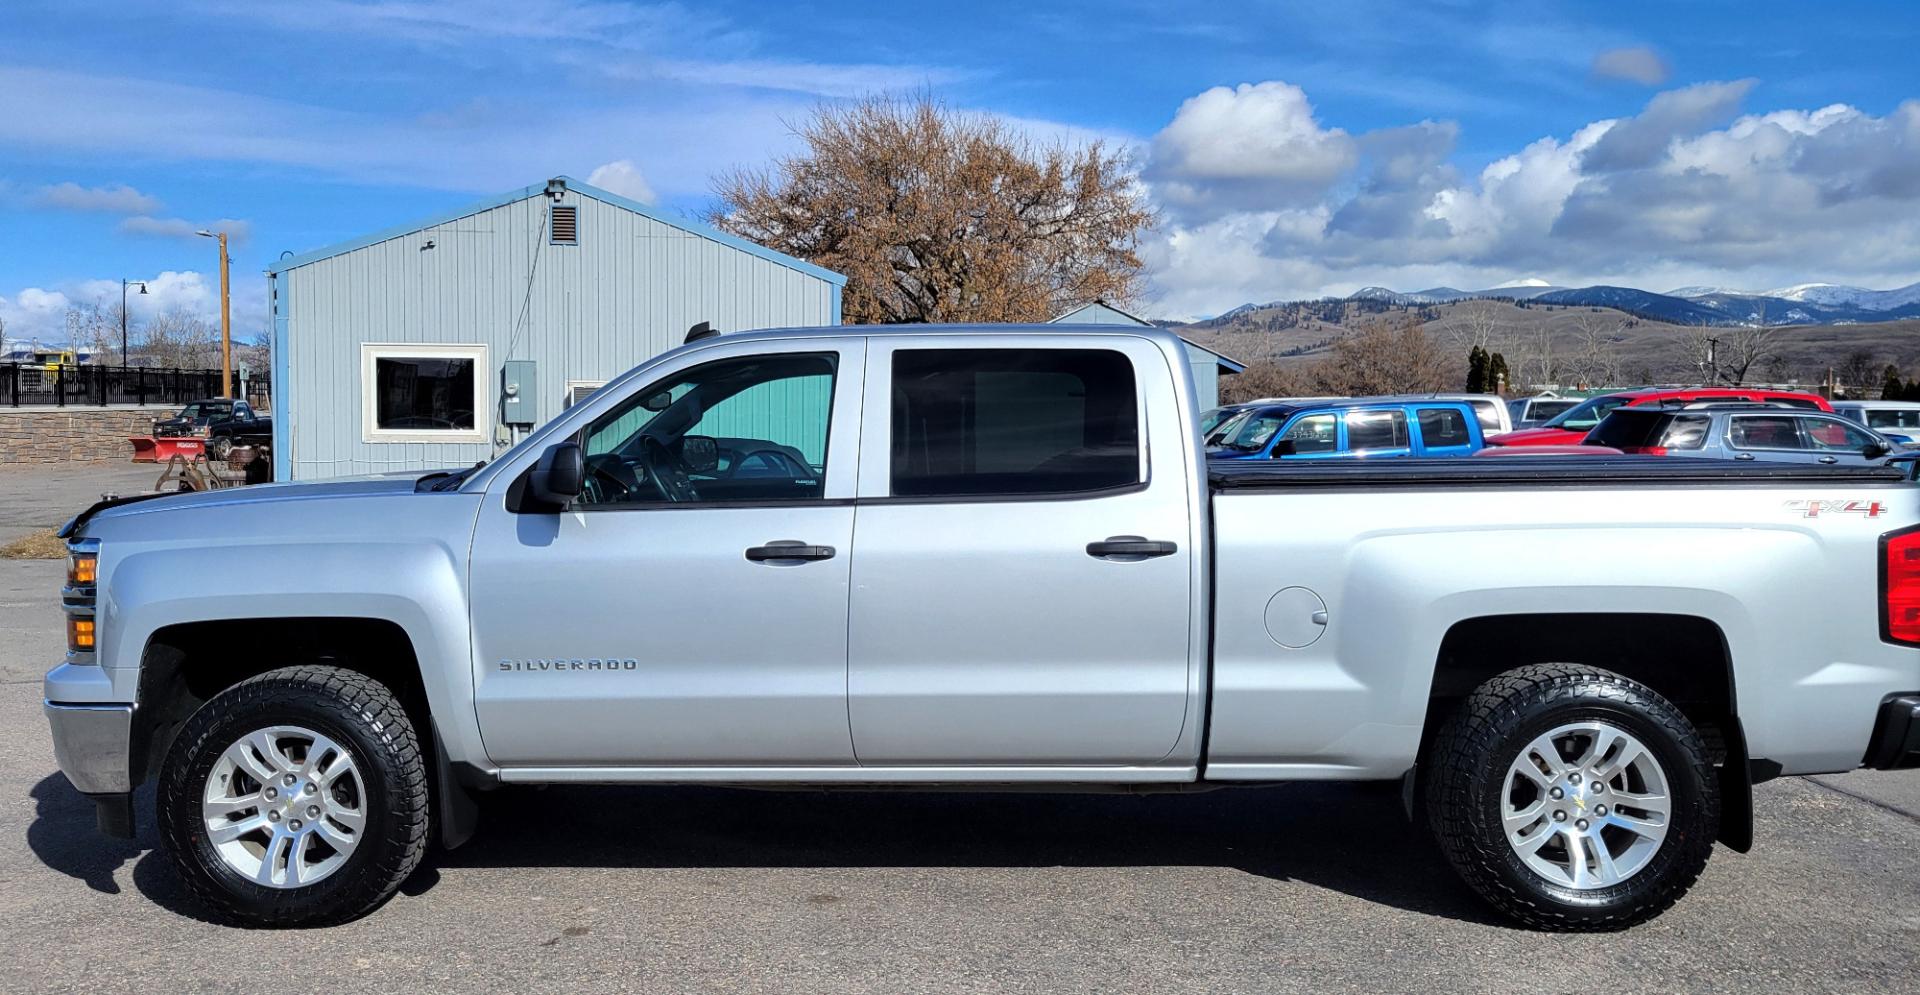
left=1426, top=663, right=1717, bottom=930
left=157, top=665, right=429, bottom=927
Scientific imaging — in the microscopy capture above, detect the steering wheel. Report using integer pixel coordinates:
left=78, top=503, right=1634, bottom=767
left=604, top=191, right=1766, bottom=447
left=582, top=453, right=642, bottom=505
left=638, top=436, right=700, bottom=502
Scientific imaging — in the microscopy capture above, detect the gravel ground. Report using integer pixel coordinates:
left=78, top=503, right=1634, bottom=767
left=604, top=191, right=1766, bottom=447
left=3, top=464, right=1918, bottom=993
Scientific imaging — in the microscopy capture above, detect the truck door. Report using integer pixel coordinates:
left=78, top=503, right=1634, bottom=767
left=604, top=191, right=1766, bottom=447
left=845, top=338, right=1198, bottom=766
left=468, top=338, right=864, bottom=767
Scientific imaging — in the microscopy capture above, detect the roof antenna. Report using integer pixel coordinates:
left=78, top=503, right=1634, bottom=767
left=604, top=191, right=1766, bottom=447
left=685, top=321, right=720, bottom=344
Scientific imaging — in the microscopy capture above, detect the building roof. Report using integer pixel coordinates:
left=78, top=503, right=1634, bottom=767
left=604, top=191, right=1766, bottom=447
left=268, top=175, right=847, bottom=286
left=1048, top=299, right=1245, bottom=373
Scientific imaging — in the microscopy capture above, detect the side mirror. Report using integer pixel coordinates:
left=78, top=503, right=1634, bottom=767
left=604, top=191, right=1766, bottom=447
left=1864, top=441, right=1891, bottom=460
left=524, top=442, right=584, bottom=509
left=682, top=435, right=719, bottom=474
left=1270, top=439, right=1298, bottom=458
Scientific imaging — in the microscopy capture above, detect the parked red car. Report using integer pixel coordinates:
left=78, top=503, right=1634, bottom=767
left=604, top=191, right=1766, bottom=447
left=1484, top=387, right=1832, bottom=446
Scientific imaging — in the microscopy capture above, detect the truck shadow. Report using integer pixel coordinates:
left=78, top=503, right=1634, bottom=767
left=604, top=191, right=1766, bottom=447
left=27, top=773, right=1501, bottom=926
left=437, top=780, right=1504, bottom=925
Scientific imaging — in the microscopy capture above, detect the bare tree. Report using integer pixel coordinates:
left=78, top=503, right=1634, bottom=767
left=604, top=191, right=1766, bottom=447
left=139, top=310, right=221, bottom=369
left=1568, top=312, right=1625, bottom=388
left=1505, top=325, right=1561, bottom=391
left=1837, top=349, right=1880, bottom=395
left=711, top=93, right=1153, bottom=324
left=1678, top=325, right=1718, bottom=383
left=1438, top=300, right=1504, bottom=352
left=1714, top=325, right=1780, bottom=385
left=1220, top=360, right=1318, bottom=404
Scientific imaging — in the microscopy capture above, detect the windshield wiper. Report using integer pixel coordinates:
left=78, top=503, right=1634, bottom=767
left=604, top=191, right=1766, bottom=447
left=418, top=461, right=487, bottom=492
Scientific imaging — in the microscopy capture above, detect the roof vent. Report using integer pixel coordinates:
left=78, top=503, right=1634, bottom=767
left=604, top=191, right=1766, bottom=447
left=550, top=204, right=578, bottom=245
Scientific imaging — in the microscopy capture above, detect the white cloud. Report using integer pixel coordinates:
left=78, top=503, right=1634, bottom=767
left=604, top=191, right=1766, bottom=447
left=1146, top=82, right=1357, bottom=220
left=3, top=271, right=264, bottom=346
left=1592, top=46, right=1670, bottom=86
left=585, top=160, right=657, bottom=204
left=0, top=288, right=75, bottom=342
left=118, top=216, right=253, bottom=242
left=34, top=181, right=163, bottom=214
left=1141, top=80, right=1920, bottom=318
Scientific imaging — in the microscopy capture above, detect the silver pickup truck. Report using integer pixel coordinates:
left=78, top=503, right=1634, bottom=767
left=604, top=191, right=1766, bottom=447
left=44, top=325, right=1920, bottom=931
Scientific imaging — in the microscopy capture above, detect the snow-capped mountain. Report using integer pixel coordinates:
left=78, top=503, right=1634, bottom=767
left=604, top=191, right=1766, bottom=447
left=1761, top=282, right=1920, bottom=311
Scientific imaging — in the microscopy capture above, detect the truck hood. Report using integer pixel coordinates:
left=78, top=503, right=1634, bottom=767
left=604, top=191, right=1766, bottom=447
left=65, top=472, right=438, bottom=537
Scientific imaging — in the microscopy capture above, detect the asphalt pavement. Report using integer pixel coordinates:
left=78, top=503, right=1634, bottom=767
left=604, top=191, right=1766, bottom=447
left=2, top=465, right=1918, bottom=993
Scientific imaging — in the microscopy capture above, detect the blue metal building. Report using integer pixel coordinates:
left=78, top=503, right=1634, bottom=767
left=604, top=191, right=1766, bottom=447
left=1049, top=299, right=1244, bottom=407
left=266, top=176, right=845, bottom=480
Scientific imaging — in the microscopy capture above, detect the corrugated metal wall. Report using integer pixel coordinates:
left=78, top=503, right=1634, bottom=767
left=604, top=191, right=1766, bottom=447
left=276, top=188, right=839, bottom=479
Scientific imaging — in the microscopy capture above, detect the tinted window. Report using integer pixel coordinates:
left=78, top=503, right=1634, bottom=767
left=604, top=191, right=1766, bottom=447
left=890, top=349, right=1139, bottom=497
left=1728, top=415, right=1805, bottom=450
left=581, top=353, right=835, bottom=505
left=1530, top=399, right=1579, bottom=421
left=1587, top=410, right=1668, bottom=448
left=375, top=357, right=475, bottom=431
left=1660, top=414, right=1711, bottom=450
left=1280, top=413, right=1338, bottom=454
left=1346, top=408, right=1409, bottom=450
left=1416, top=407, right=1474, bottom=447
left=1867, top=409, right=1920, bottom=429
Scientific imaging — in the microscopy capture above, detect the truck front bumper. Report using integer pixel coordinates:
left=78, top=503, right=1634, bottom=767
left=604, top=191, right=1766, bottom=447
left=1863, top=694, right=1920, bottom=770
left=45, top=700, right=137, bottom=837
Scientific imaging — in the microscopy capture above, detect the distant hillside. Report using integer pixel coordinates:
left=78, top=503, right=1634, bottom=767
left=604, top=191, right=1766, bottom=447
left=1176, top=298, right=1920, bottom=388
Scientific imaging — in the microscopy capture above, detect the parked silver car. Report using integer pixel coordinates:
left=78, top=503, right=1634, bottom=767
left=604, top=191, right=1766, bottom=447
left=1832, top=400, right=1920, bottom=447
left=1585, top=403, right=1898, bottom=463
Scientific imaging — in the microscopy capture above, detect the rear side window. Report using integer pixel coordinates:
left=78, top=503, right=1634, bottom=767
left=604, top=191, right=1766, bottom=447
left=1587, top=410, right=1668, bottom=448
left=1416, top=407, right=1474, bottom=447
left=1659, top=414, right=1710, bottom=449
left=890, top=349, right=1139, bottom=497
left=1346, top=408, right=1409, bottom=451
left=1465, top=399, right=1501, bottom=432
left=1728, top=415, right=1805, bottom=450
left=1867, top=408, right=1920, bottom=429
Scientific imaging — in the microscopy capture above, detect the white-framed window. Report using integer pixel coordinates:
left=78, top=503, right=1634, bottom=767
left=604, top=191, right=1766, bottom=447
left=361, top=343, right=490, bottom=444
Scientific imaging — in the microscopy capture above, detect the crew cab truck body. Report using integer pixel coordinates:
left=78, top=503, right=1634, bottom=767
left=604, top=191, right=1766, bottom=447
left=44, top=325, right=1920, bottom=930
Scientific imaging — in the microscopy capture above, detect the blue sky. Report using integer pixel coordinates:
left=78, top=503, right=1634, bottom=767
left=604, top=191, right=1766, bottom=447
left=3, top=0, right=1918, bottom=336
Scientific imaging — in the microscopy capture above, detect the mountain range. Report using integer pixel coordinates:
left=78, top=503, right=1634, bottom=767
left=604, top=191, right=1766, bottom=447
left=1202, top=279, right=1920, bottom=328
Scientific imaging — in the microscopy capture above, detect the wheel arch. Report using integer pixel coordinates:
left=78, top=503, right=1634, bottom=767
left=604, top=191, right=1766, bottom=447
left=1417, top=612, right=1755, bottom=852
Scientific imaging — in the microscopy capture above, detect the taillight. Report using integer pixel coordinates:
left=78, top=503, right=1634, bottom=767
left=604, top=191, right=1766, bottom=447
left=1623, top=446, right=1669, bottom=456
left=1882, top=527, right=1920, bottom=645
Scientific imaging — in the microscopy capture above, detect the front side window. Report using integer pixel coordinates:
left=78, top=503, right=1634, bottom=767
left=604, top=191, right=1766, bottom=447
left=578, top=352, right=835, bottom=506
left=362, top=344, right=487, bottom=442
left=1727, top=415, right=1805, bottom=450
left=1346, top=408, right=1409, bottom=451
left=1415, top=407, right=1474, bottom=448
left=1803, top=417, right=1878, bottom=451
left=890, top=348, right=1139, bottom=497
left=1279, top=413, right=1338, bottom=454
left=1543, top=395, right=1629, bottom=431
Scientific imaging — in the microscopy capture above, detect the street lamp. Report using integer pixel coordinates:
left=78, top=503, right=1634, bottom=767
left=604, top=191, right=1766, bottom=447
left=196, top=230, right=232, bottom=398
left=120, top=279, right=148, bottom=367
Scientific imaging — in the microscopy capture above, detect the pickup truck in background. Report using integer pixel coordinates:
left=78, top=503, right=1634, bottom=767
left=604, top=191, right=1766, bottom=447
left=44, top=325, right=1920, bottom=931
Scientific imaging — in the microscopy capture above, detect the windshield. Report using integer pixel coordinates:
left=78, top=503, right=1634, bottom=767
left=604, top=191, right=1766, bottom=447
left=1221, top=411, right=1290, bottom=450
left=1206, top=407, right=1256, bottom=445
left=1541, top=395, right=1630, bottom=432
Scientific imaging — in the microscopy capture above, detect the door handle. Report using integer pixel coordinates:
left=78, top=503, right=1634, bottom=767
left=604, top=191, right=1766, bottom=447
left=745, top=540, right=836, bottom=562
left=1735, top=453, right=1755, bottom=460
left=1818, top=455, right=1839, bottom=464
left=1086, top=535, right=1178, bottom=559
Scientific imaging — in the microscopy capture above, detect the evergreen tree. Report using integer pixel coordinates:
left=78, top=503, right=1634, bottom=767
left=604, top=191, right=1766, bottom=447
left=1466, top=345, right=1489, bottom=393
left=1883, top=364, right=1905, bottom=401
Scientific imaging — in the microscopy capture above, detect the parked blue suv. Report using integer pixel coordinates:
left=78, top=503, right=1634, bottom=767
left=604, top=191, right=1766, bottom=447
left=1207, top=398, right=1485, bottom=461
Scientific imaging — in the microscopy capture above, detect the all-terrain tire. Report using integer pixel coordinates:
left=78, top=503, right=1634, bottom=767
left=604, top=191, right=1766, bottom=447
left=157, top=665, right=429, bottom=927
left=1426, top=663, right=1717, bottom=931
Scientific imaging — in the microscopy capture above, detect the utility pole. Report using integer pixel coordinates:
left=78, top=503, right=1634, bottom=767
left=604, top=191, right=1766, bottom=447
left=197, top=230, right=233, bottom=397
left=1706, top=337, right=1720, bottom=385
left=120, top=279, right=147, bottom=367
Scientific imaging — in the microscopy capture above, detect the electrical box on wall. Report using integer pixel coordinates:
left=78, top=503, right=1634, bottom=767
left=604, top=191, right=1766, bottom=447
left=501, top=360, right=538, bottom=426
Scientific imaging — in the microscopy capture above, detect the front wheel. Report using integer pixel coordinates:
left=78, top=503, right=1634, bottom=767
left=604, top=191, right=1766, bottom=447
left=157, top=665, right=429, bottom=927
left=1425, top=663, right=1718, bottom=931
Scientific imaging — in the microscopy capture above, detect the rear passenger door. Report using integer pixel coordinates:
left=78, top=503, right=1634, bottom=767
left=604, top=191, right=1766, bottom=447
left=1412, top=405, right=1477, bottom=456
left=846, top=338, right=1198, bottom=766
left=1725, top=413, right=1818, bottom=463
